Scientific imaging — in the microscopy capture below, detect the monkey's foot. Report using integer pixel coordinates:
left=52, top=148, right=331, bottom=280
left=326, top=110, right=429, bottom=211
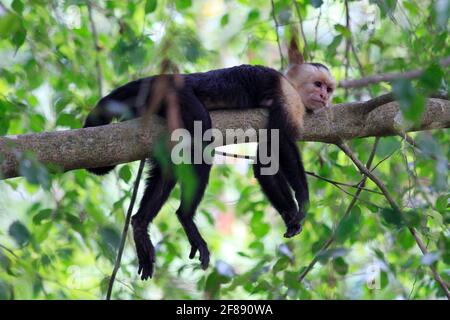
left=284, top=223, right=302, bottom=238
left=283, top=211, right=305, bottom=238
left=133, top=228, right=156, bottom=280
left=189, top=243, right=210, bottom=270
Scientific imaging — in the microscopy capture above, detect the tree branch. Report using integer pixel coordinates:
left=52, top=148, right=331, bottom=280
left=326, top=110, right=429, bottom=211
left=0, top=97, right=449, bottom=180
left=298, top=138, right=379, bottom=283
left=337, top=142, right=450, bottom=299
left=339, top=56, right=450, bottom=89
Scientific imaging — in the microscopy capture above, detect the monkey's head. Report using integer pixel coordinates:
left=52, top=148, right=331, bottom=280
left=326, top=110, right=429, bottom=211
left=284, top=38, right=336, bottom=111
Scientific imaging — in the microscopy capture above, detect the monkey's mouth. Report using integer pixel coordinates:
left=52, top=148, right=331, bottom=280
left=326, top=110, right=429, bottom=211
left=311, top=98, right=327, bottom=106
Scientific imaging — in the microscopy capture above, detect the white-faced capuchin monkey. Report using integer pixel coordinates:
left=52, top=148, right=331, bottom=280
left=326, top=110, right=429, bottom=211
left=83, top=38, right=335, bottom=280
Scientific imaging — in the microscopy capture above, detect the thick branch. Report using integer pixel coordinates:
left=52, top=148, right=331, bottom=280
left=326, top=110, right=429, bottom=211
left=0, top=98, right=449, bottom=180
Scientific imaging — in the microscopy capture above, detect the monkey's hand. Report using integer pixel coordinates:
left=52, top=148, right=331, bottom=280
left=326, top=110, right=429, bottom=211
left=132, top=224, right=156, bottom=280
left=188, top=242, right=210, bottom=270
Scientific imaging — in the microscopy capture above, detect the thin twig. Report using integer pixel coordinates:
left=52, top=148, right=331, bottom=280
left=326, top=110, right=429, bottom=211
left=312, top=8, right=322, bottom=60
left=401, top=133, right=450, bottom=170
left=337, top=142, right=450, bottom=299
left=214, top=150, right=381, bottom=195
left=343, top=0, right=351, bottom=99
left=298, top=138, right=380, bottom=282
left=87, top=1, right=104, bottom=97
left=270, top=0, right=285, bottom=69
left=0, top=243, right=18, bottom=258
left=340, top=56, right=450, bottom=89
left=291, top=0, right=309, bottom=60
left=370, top=147, right=399, bottom=172
left=305, top=170, right=383, bottom=195
left=106, top=159, right=146, bottom=300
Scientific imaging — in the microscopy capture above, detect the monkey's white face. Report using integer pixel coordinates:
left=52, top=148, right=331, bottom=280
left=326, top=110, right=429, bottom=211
left=285, top=63, right=336, bottom=111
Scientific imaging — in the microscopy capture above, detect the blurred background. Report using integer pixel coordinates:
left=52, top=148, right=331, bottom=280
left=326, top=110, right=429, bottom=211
left=0, top=0, right=448, bottom=299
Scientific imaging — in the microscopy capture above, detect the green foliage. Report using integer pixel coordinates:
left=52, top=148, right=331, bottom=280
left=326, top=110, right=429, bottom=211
left=0, top=0, right=448, bottom=300
left=145, top=0, right=158, bottom=14
left=8, top=221, right=30, bottom=247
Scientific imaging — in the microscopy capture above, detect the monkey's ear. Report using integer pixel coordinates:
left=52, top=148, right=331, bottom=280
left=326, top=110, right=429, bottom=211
left=288, top=36, right=304, bottom=65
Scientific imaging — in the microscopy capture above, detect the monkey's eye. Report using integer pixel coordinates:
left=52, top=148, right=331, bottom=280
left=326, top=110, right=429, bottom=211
left=314, top=81, right=322, bottom=88
left=327, top=87, right=333, bottom=93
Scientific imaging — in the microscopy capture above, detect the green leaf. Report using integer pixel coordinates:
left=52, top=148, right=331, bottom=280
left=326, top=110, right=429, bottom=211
left=397, top=228, right=415, bottom=250
left=335, top=207, right=360, bottom=243
left=8, top=221, right=30, bottom=247
left=250, top=211, right=270, bottom=238
left=0, top=13, right=21, bottom=38
left=119, top=165, right=132, bottom=183
left=392, top=79, right=425, bottom=123
left=272, top=257, right=289, bottom=274
left=370, top=0, right=397, bottom=18
left=246, top=9, right=260, bottom=25
left=327, top=35, right=343, bottom=57
left=334, top=24, right=351, bottom=38
left=204, top=271, right=221, bottom=298
left=56, top=113, right=81, bottom=129
left=175, top=0, right=192, bottom=10
left=0, top=117, right=9, bottom=135
left=29, top=114, right=45, bottom=132
left=220, top=13, right=229, bottom=27
left=19, top=154, right=51, bottom=190
left=283, top=271, right=301, bottom=289
left=435, top=194, right=449, bottom=214
left=332, top=257, right=348, bottom=275
left=377, top=137, right=401, bottom=158
left=11, top=27, right=26, bottom=49
left=380, top=208, right=403, bottom=227
left=0, top=12, right=26, bottom=50
left=380, top=271, right=389, bottom=289
left=12, top=0, right=24, bottom=15
left=54, top=95, right=73, bottom=113
left=99, top=226, right=121, bottom=261
left=32, top=209, right=52, bottom=225
left=252, top=223, right=270, bottom=238
left=145, top=0, right=157, bottom=13
left=419, top=64, right=444, bottom=91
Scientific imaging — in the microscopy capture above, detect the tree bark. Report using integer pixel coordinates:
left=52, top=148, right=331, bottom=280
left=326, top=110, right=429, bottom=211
left=1, top=98, right=449, bottom=180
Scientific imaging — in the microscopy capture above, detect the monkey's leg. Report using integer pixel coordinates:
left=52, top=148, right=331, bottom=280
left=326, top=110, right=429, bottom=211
left=278, top=133, right=309, bottom=223
left=176, top=162, right=212, bottom=270
left=131, top=159, right=176, bottom=280
left=174, top=88, right=212, bottom=269
left=257, top=110, right=309, bottom=237
left=254, top=145, right=303, bottom=238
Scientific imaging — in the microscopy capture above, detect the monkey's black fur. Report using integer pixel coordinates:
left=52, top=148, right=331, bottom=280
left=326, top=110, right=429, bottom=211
left=84, top=65, right=309, bottom=280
